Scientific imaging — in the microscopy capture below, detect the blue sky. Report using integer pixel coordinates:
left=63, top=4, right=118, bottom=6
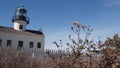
left=0, top=0, right=120, bottom=49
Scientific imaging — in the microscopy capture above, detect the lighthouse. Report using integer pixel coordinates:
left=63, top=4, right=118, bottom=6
left=12, top=5, right=29, bottom=31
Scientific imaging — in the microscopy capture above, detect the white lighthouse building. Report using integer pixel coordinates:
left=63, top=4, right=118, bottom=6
left=0, top=5, right=45, bottom=57
left=12, top=5, right=29, bottom=31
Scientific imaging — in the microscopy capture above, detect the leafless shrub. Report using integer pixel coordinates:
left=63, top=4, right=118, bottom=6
left=0, top=47, right=48, bottom=68
left=98, top=34, right=120, bottom=68
left=46, top=21, right=120, bottom=68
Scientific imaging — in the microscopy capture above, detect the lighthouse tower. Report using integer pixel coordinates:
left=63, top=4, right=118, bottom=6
left=12, top=5, right=29, bottom=31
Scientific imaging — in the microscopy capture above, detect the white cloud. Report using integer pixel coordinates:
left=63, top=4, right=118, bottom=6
left=105, top=0, right=120, bottom=7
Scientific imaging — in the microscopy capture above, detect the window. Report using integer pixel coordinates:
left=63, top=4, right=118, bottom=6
left=37, top=42, right=41, bottom=48
left=19, top=25, right=23, bottom=29
left=7, top=40, right=11, bottom=46
left=17, top=41, right=23, bottom=50
left=0, top=39, right=2, bottom=46
left=29, top=42, right=33, bottom=48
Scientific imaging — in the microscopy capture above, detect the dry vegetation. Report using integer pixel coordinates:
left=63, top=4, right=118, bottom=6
left=0, top=21, right=120, bottom=68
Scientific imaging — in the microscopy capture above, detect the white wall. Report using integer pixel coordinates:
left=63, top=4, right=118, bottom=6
left=13, top=20, right=27, bottom=31
left=0, top=32, right=45, bottom=55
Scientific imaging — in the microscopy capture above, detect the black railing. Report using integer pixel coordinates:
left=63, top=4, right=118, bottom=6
left=12, top=15, right=30, bottom=24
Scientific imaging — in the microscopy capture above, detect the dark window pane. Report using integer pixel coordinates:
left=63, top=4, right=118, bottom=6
left=29, top=42, right=33, bottom=48
left=0, top=39, right=2, bottom=46
left=7, top=40, right=11, bottom=46
left=19, top=25, right=23, bottom=29
left=18, top=41, right=23, bottom=50
left=37, top=42, right=41, bottom=48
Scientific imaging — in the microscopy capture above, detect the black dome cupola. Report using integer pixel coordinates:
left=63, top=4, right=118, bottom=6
left=17, top=5, right=27, bottom=15
left=12, top=5, right=29, bottom=24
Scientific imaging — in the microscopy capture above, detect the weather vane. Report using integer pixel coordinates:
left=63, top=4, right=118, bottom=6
left=72, top=17, right=77, bottom=22
left=21, top=0, right=24, bottom=5
left=17, top=0, right=24, bottom=6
